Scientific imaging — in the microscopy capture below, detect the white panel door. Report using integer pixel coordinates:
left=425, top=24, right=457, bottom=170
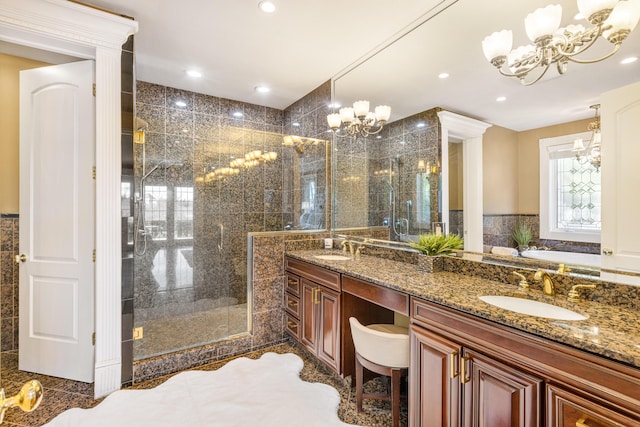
left=601, top=81, right=640, bottom=277
left=19, top=60, right=96, bottom=382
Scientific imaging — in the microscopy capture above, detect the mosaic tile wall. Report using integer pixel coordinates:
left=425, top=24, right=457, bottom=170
left=0, top=215, right=19, bottom=352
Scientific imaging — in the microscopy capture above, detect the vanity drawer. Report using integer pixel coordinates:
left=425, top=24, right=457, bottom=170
left=285, top=273, right=301, bottom=296
left=342, top=275, right=409, bottom=315
left=285, top=257, right=340, bottom=291
left=284, top=292, right=300, bottom=318
left=546, top=384, right=639, bottom=427
left=285, top=313, right=300, bottom=340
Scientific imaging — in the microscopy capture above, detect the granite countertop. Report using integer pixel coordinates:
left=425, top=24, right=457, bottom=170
left=286, top=249, right=640, bottom=369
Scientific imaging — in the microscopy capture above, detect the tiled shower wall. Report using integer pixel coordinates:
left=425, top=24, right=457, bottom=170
left=133, top=80, right=287, bottom=331
left=0, top=215, right=19, bottom=352
left=367, top=108, right=442, bottom=238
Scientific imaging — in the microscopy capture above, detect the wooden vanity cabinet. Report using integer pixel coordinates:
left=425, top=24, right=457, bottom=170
left=410, top=324, right=541, bottom=427
left=410, top=297, right=640, bottom=427
left=284, top=257, right=341, bottom=373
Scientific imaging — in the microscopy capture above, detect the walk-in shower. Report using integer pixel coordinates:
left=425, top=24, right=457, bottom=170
left=131, top=80, right=328, bottom=361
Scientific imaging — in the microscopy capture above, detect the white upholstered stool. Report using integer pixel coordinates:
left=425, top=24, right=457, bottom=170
left=349, top=317, right=409, bottom=427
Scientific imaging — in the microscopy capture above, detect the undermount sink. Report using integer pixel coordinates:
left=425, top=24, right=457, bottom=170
left=479, top=295, right=588, bottom=321
left=313, top=254, right=352, bottom=261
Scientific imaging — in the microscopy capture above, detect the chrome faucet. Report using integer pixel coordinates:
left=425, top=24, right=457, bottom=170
left=533, top=270, right=556, bottom=296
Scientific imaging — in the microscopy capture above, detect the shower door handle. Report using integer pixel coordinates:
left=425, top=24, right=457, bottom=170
left=217, top=223, right=224, bottom=253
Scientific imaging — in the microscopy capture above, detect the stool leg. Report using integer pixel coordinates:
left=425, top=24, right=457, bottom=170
left=355, top=355, right=363, bottom=413
left=391, top=369, right=401, bottom=427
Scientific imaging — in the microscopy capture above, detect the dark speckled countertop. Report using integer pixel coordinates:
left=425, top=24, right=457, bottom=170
left=286, top=249, right=640, bottom=369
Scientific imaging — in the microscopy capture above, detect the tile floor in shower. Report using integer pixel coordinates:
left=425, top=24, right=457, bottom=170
left=133, top=302, right=248, bottom=359
left=0, top=342, right=407, bottom=426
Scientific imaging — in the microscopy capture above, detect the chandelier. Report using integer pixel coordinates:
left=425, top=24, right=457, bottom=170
left=327, top=101, right=391, bottom=137
left=282, top=135, right=326, bottom=154
left=481, top=0, right=640, bottom=85
left=573, top=104, right=602, bottom=170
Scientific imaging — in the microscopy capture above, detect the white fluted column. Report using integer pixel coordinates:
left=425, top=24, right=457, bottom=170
left=93, top=45, right=123, bottom=397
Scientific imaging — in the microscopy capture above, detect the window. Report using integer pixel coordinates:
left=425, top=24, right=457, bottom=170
left=539, top=132, right=601, bottom=243
left=144, top=185, right=168, bottom=240
left=174, top=186, right=193, bottom=239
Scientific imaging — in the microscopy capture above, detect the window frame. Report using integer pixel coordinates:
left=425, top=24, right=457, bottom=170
left=539, top=132, right=601, bottom=244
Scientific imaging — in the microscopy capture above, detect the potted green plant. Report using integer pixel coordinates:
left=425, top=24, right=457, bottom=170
left=410, top=233, right=464, bottom=272
left=512, top=222, right=533, bottom=252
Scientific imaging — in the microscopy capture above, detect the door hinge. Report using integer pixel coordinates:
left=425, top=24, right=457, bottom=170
left=92, top=332, right=96, bottom=346
left=92, top=83, right=96, bottom=97
left=92, top=249, right=96, bottom=262
left=133, top=327, right=144, bottom=340
left=92, top=166, right=96, bottom=180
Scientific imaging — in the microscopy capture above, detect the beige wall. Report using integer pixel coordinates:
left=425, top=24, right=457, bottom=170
left=0, top=53, right=50, bottom=213
left=481, top=118, right=592, bottom=215
left=449, top=141, right=463, bottom=210
left=483, top=125, right=518, bottom=214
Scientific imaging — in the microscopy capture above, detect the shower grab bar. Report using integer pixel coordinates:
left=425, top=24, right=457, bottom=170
left=217, top=223, right=224, bottom=253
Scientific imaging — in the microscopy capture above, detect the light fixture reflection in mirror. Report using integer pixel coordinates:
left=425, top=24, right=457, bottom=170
left=327, top=101, right=391, bottom=137
left=572, top=104, right=602, bottom=170
left=482, top=0, right=640, bottom=85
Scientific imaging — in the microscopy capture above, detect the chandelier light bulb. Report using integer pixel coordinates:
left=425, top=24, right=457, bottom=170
left=577, top=0, right=619, bottom=23
left=352, top=100, right=370, bottom=118
left=339, top=107, right=355, bottom=123
left=525, top=4, right=563, bottom=42
left=374, top=105, right=391, bottom=122
left=603, top=0, right=640, bottom=41
left=482, top=30, right=513, bottom=62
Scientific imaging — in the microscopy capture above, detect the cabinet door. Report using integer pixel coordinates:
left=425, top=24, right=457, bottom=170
left=547, top=384, right=640, bottom=427
left=300, top=279, right=318, bottom=352
left=409, top=325, right=461, bottom=427
left=601, top=81, right=640, bottom=276
left=463, top=349, right=541, bottom=427
left=317, top=286, right=340, bottom=373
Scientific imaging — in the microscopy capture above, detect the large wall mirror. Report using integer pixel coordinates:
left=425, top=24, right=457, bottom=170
left=331, top=0, right=640, bottom=282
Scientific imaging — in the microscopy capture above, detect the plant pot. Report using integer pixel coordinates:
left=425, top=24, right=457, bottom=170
left=417, top=255, right=444, bottom=273
left=518, top=245, right=529, bottom=253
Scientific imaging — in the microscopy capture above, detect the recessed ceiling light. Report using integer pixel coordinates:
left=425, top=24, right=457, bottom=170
left=496, top=96, right=507, bottom=102
left=621, top=56, right=638, bottom=65
left=376, top=135, right=382, bottom=139
left=186, top=70, right=202, bottom=78
left=259, top=1, right=276, bottom=13
left=438, top=72, right=449, bottom=79
left=255, top=85, right=270, bottom=93
left=175, top=100, right=187, bottom=107
left=416, top=122, right=426, bottom=128
left=292, top=122, right=301, bottom=127
left=328, top=103, right=341, bottom=109
left=233, top=111, right=243, bottom=118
